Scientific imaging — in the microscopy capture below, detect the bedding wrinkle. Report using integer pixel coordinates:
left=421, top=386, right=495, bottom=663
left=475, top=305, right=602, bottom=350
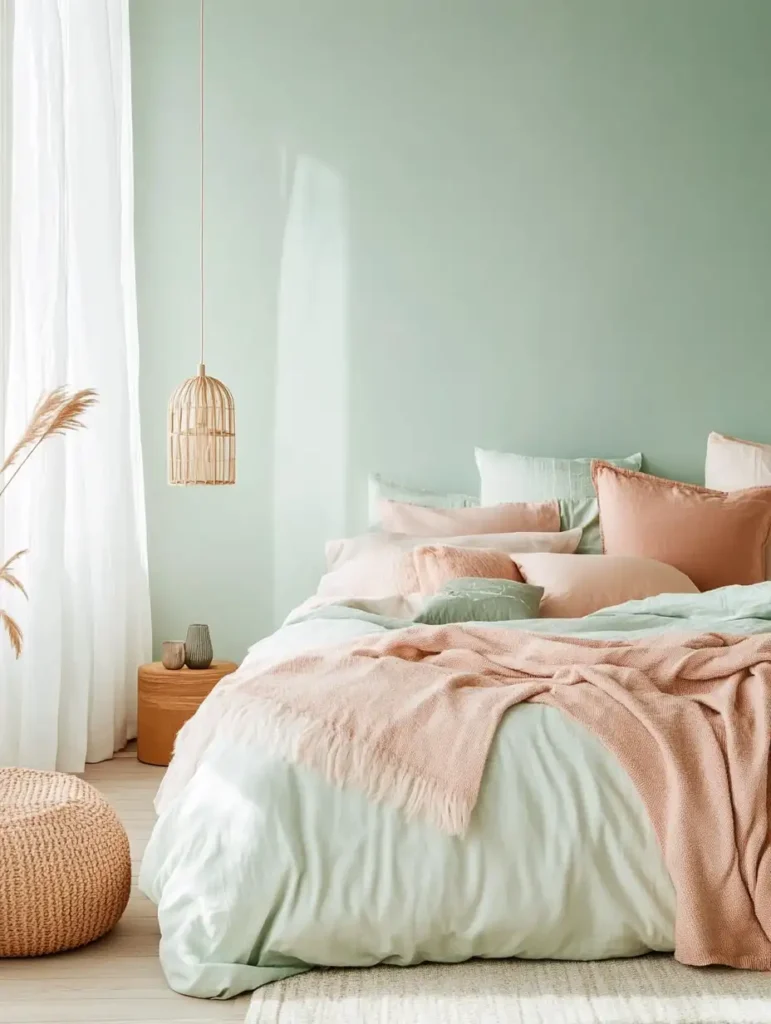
left=161, top=623, right=771, bottom=973
left=143, top=699, right=676, bottom=996
left=142, top=587, right=771, bottom=995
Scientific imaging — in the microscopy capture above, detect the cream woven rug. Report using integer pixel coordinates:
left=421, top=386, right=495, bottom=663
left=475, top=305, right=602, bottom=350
left=247, top=957, right=771, bottom=1023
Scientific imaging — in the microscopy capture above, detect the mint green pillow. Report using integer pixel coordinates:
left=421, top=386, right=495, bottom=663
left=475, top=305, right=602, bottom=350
left=559, top=497, right=603, bottom=554
left=367, top=474, right=478, bottom=526
left=475, top=448, right=643, bottom=505
left=414, top=577, right=543, bottom=626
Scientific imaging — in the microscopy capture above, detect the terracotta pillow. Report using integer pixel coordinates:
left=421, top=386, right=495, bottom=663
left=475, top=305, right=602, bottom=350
left=405, top=545, right=519, bottom=596
left=704, top=432, right=771, bottom=580
left=591, top=460, right=771, bottom=591
left=512, top=553, right=698, bottom=618
left=378, top=499, right=560, bottom=537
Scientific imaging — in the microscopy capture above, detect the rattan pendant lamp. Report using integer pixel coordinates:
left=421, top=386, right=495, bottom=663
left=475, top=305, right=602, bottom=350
left=168, top=0, right=235, bottom=486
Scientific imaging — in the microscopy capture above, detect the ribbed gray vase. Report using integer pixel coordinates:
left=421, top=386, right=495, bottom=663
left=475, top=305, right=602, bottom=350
left=184, top=624, right=213, bottom=670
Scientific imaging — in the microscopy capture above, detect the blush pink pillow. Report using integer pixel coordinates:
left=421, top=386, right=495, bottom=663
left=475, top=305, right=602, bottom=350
left=316, top=544, right=414, bottom=600
left=316, top=540, right=520, bottom=600
left=592, top=460, right=771, bottom=591
left=511, top=553, right=698, bottom=618
left=325, top=528, right=581, bottom=573
left=405, top=545, right=519, bottom=596
left=378, top=499, right=559, bottom=537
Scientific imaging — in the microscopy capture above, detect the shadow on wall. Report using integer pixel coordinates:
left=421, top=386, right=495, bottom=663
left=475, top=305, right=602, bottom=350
left=273, top=154, right=350, bottom=624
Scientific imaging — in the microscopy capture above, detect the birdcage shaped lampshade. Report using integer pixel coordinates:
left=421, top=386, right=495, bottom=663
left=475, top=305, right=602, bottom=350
left=168, top=364, right=235, bottom=485
left=168, top=1, right=235, bottom=486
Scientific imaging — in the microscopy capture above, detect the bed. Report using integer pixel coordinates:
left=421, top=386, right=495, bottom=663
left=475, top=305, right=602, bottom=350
left=140, top=583, right=771, bottom=999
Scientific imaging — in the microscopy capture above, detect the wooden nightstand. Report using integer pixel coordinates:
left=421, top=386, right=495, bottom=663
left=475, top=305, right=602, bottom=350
left=137, top=660, right=238, bottom=767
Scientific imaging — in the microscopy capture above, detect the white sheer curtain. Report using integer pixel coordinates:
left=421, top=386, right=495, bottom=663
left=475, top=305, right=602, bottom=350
left=0, top=0, right=151, bottom=771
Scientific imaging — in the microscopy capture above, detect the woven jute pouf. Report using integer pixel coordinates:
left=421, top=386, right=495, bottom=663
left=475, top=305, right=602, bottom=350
left=0, top=767, right=131, bottom=957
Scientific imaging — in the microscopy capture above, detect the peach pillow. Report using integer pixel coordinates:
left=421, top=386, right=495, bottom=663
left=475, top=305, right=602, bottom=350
left=378, top=499, right=560, bottom=537
left=512, top=553, right=698, bottom=618
left=405, top=545, right=519, bottom=596
left=591, top=460, right=771, bottom=591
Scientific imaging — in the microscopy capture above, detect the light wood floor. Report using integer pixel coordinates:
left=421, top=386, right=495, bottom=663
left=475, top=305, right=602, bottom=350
left=1, top=748, right=251, bottom=1024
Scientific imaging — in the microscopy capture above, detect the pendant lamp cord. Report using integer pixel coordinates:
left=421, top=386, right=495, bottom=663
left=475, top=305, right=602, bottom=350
left=199, top=0, right=205, bottom=371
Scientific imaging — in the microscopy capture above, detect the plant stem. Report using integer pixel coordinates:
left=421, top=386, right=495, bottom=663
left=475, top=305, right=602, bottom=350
left=0, top=435, right=52, bottom=502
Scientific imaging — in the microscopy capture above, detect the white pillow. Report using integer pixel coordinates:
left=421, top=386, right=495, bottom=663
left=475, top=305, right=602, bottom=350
left=367, top=474, right=477, bottom=526
left=326, top=528, right=582, bottom=572
left=705, top=432, right=771, bottom=491
left=475, top=448, right=643, bottom=505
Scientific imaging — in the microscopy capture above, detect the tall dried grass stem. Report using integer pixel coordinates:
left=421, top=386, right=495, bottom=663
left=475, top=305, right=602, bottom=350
left=0, top=389, right=98, bottom=500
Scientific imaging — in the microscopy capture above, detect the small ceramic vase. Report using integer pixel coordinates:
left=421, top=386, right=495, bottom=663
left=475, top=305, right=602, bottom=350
left=185, top=624, right=213, bottom=669
left=161, top=641, right=186, bottom=671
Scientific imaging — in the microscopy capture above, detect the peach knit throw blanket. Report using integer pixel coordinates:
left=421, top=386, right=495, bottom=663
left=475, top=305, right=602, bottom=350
left=166, top=625, right=771, bottom=971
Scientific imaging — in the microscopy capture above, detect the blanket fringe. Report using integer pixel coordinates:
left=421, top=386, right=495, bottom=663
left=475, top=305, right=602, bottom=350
left=209, top=695, right=471, bottom=835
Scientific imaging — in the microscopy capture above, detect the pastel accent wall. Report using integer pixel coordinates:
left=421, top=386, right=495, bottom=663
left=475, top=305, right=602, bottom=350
left=130, top=0, right=771, bottom=659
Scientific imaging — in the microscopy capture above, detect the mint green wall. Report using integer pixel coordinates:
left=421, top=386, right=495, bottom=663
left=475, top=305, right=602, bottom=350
left=131, top=0, right=771, bottom=659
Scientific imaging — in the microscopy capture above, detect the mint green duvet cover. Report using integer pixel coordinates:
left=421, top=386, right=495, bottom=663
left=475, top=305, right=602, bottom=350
left=140, top=584, right=771, bottom=998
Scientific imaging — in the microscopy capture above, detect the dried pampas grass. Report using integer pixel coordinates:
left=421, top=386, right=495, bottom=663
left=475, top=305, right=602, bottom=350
left=0, top=549, right=28, bottom=597
left=0, top=609, right=23, bottom=658
left=1, top=388, right=97, bottom=658
left=0, top=387, right=98, bottom=499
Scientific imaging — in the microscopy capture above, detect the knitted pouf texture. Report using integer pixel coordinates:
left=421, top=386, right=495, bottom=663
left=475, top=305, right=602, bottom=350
left=0, top=767, right=131, bottom=957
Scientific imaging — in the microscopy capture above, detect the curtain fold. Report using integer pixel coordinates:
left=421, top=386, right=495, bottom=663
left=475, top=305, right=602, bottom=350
left=0, top=0, right=151, bottom=771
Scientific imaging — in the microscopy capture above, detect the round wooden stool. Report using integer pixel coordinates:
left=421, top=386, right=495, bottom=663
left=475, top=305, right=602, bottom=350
left=137, top=660, right=238, bottom=766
